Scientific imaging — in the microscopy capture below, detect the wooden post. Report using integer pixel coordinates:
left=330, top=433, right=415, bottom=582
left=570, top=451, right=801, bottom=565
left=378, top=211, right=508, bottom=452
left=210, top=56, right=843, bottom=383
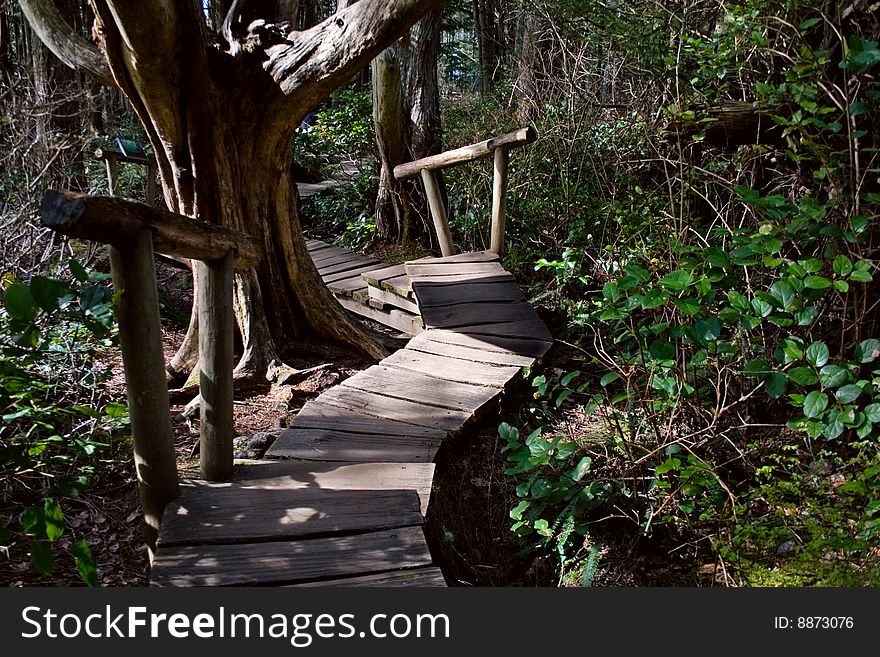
left=420, top=168, right=455, bottom=257
left=198, top=251, right=235, bottom=482
left=490, top=146, right=510, bottom=256
left=104, top=154, right=118, bottom=196
left=108, top=229, right=179, bottom=557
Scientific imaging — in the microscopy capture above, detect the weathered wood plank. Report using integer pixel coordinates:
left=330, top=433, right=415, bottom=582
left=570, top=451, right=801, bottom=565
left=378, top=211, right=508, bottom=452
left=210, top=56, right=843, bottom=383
left=361, top=263, right=408, bottom=287
left=413, top=281, right=524, bottom=308
left=305, top=239, right=332, bottom=251
left=405, top=261, right=505, bottom=278
left=406, top=333, right=539, bottom=367
left=420, top=301, right=539, bottom=329
left=266, top=427, right=442, bottom=463
left=158, top=487, right=422, bottom=548
left=310, top=247, right=357, bottom=264
left=341, top=365, right=502, bottom=412
left=337, top=297, right=422, bottom=335
left=405, top=251, right=499, bottom=265
left=418, top=329, right=553, bottom=358
left=318, top=386, right=474, bottom=432
left=442, top=319, right=553, bottom=343
left=368, top=285, right=420, bottom=314
left=317, top=256, right=382, bottom=277
left=292, top=567, right=446, bottom=587
left=408, top=271, right=515, bottom=287
left=231, top=461, right=435, bottom=516
left=327, top=277, right=369, bottom=298
left=381, top=274, right=414, bottom=297
left=323, top=263, right=386, bottom=284
left=150, top=527, right=433, bottom=587
left=286, top=400, right=447, bottom=437
left=381, top=349, right=520, bottom=387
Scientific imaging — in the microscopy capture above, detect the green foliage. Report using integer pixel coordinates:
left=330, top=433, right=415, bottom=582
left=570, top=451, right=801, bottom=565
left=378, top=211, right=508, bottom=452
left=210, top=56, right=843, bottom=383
left=1, top=261, right=123, bottom=585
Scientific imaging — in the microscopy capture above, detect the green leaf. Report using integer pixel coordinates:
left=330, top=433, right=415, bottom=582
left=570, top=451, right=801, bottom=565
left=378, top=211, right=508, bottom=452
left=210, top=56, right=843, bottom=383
left=769, top=281, right=795, bottom=310
left=727, top=291, right=750, bottom=311
left=640, top=287, right=668, bottom=309
left=795, top=307, right=818, bottom=326
left=803, top=391, right=829, bottom=418
left=624, top=264, right=651, bottom=283
left=765, top=372, right=788, bottom=398
left=19, top=506, right=44, bottom=536
left=804, top=275, right=833, bottom=289
left=854, top=339, right=880, bottom=363
left=3, top=284, right=38, bottom=321
left=600, top=372, right=620, bottom=387
left=823, top=418, right=844, bottom=440
left=510, top=500, right=530, bottom=519
left=788, top=366, right=819, bottom=386
left=849, top=269, right=873, bottom=283
left=673, top=297, right=701, bottom=316
left=658, top=270, right=693, bottom=291
left=570, top=457, right=593, bottom=482
left=781, top=338, right=805, bottom=363
left=69, top=540, right=98, bottom=587
left=806, top=341, right=830, bottom=367
left=833, top=255, right=854, bottom=277
left=834, top=279, right=850, bottom=293
left=865, top=403, right=880, bottom=423
left=602, top=281, right=621, bottom=302
left=751, top=298, right=773, bottom=318
left=30, top=541, right=53, bottom=576
left=649, top=339, right=676, bottom=362
left=655, top=457, right=681, bottom=475
left=835, top=384, right=862, bottom=404
left=695, top=317, right=721, bottom=342
left=69, top=258, right=89, bottom=283
left=42, top=500, right=64, bottom=541
left=819, top=365, right=850, bottom=388
left=30, top=276, right=70, bottom=313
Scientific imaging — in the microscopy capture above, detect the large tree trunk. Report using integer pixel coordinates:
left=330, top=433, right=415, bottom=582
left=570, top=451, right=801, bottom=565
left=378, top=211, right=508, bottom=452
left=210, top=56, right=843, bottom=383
left=373, top=8, right=442, bottom=246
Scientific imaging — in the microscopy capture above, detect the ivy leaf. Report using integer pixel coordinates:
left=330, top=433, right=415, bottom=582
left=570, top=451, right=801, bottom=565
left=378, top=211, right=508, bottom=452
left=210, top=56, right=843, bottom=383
left=69, top=540, right=98, bottom=587
left=803, top=390, right=829, bottom=418
left=788, top=366, right=818, bottom=386
left=30, top=541, right=54, bottom=576
left=819, top=364, right=850, bottom=388
left=769, top=281, right=795, bottom=310
left=804, top=275, right=833, bottom=289
left=854, top=339, right=880, bottom=364
left=805, top=341, right=829, bottom=367
left=833, top=255, right=854, bottom=277
left=658, top=270, right=693, bottom=291
left=835, top=384, right=862, bottom=404
left=765, top=372, right=788, bottom=399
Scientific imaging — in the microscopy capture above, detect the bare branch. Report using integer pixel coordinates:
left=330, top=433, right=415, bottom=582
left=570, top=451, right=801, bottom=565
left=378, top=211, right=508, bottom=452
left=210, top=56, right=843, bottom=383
left=265, top=0, right=442, bottom=105
left=18, top=0, right=115, bottom=87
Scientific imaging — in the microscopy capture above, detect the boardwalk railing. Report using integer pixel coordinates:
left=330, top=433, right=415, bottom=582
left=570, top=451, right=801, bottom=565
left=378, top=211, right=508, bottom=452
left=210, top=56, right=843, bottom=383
left=39, top=190, right=260, bottom=555
left=393, top=126, right=537, bottom=257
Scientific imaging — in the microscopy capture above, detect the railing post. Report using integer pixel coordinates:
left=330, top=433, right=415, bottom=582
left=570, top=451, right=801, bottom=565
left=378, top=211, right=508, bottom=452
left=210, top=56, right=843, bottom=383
left=108, top=229, right=180, bottom=558
left=420, top=168, right=455, bottom=257
left=490, top=146, right=510, bottom=256
left=198, top=250, right=235, bottom=481
left=146, top=158, right=159, bottom=207
left=104, top=153, right=119, bottom=196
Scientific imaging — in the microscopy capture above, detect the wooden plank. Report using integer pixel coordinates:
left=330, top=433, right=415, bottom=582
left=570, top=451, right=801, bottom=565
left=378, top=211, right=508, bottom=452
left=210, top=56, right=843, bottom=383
left=232, top=461, right=435, bottom=516
left=414, top=281, right=524, bottom=308
left=305, top=239, right=332, bottom=251
left=368, top=285, right=420, bottom=314
left=338, top=297, right=422, bottom=335
left=327, top=277, right=369, bottom=298
left=418, top=329, right=553, bottom=358
left=405, top=250, right=499, bottom=265
left=380, top=349, right=520, bottom=387
left=158, top=487, right=422, bottom=548
left=150, top=526, right=433, bottom=586
left=293, top=567, right=446, bottom=587
left=323, top=263, right=386, bottom=284
left=341, top=365, right=502, bottom=412
left=317, top=255, right=381, bottom=276
left=406, top=334, right=538, bottom=367
left=310, top=247, right=356, bottom=264
left=381, top=274, right=413, bottom=297
left=408, top=271, right=515, bottom=287
left=318, top=386, right=474, bottom=432
left=420, top=301, right=538, bottom=329
left=313, top=250, right=367, bottom=268
left=266, top=427, right=442, bottom=463
left=441, top=319, right=553, bottom=343
left=361, top=263, right=408, bottom=287
left=405, top=261, right=505, bottom=278
left=285, top=400, right=447, bottom=438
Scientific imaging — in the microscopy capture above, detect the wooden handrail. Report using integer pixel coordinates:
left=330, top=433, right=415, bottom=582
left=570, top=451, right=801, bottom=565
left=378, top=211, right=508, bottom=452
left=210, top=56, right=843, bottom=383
left=41, top=190, right=261, bottom=269
left=392, top=126, right=537, bottom=257
left=392, top=126, right=536, bottom=180
left=39, top=189, right=261, bottom=557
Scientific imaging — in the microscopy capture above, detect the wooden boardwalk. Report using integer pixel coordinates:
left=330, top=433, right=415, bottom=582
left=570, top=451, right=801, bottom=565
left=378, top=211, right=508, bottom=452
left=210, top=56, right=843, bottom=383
left=149, top=240, right=551, bottom=586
